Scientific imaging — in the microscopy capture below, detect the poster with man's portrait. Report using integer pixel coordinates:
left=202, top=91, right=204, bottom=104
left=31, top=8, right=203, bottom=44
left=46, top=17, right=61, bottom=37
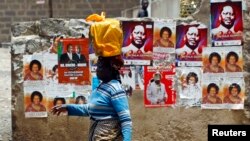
left=211, top=0, right=243, bottom=46
left=121, top=21, right=153, bottom=65
left=24, top=83, right=47, bottom=118
left=224, top=46, right=243, bottom=77
left=144, top=66, right=176, bottom=108
left=202, top=47, right=225, bottom=76
left=58, top=38, right=90, bottom=85
left=175, top=23, right=207, bottom=67
left=223, top=77, right=245, bottom=109
left=201, top=77, right=224, bottom=109
left=177, top=67, right=202, bottom=107
left=23, top=54, right=44, bottom=82
left=153, top=20, right=176, bottom=67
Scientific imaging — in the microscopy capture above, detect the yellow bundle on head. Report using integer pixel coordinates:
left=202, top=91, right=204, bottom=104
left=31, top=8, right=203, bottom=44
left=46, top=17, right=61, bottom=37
left=86, top=13, right=123, bottom=57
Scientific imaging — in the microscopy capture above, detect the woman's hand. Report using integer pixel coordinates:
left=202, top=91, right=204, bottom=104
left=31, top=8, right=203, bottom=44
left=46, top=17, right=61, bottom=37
left=51, top=104, right=67, bottom=116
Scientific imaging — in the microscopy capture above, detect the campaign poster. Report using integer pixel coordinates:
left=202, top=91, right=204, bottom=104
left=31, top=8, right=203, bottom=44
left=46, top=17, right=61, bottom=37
left=44, top=53, right=58, bottom=83
left=201, top=77, right=224, bottom=109
left=121, top=21, right=153, bottom=65
left=89, top=42, right=98, bottom=72
left=175, top=23, right=207, bottom=66
left=58, top=38, right=90, bottom=85
left=223, top=77, right=245, bottom=109
left=177, top=67, right=202, bottom=107
left=24, top=82, right=47, bottom=118
left=211, top=0, right=243, bottom=46
left=144, top=66, right=176, bottom=107
left=225, top=46, right=243, bottom=77
left=23, top=54, right=44, bottom=81
left=153, top=20, right=176, bottom=50
left=48, top=35, right=64, bottom=54
left=202, top=47, right=225, bottom=76
left=119, top=66, right=136, bottom=93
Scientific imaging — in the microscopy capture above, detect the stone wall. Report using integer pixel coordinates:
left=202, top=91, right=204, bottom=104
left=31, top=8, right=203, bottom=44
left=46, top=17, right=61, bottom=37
left=0, top=0, right=140, bottom=45
left=11, top=0, right=250, bottom=141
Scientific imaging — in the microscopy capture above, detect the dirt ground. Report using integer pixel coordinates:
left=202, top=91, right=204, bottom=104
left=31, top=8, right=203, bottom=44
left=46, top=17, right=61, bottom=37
left=0, top=48, right=12, bottom=141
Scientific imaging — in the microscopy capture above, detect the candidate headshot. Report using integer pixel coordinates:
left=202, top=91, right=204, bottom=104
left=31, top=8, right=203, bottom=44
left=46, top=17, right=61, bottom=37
left=153, top=26, right=174, bottom=48
left=203, top=52, right=224, bottom=73
left=59, top=44, right=75, bottom=64
left=176, top=26, right=201, bottom=59
left=122, top=24, right=147, bottom=55
left=25, top=91, right=46, bottom=112
left=24, top=59, right=43, bottom=81
left=225, top=51, right=242, bottom=72
left=203, top=83, right=222, bottom=104
left=211, top=4, right=242, bottom=37
left=223, top=83, right=242, bottom=104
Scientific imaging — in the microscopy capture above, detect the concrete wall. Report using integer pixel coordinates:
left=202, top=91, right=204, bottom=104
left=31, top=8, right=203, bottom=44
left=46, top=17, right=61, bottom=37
left=11, top=0, right=250, bottom=141
left=0, top=0, right=140, bottom=45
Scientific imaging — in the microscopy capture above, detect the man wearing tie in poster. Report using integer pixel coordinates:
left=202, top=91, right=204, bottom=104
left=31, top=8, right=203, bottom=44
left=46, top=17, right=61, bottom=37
left=176, top=26, right=201, bottom=60
left=73, top=45, right=87, bottom=64
left=211, top=5, right=242, bottom=38
left=122, top=24, right=147, bottom=56
left=60, top=44, right=75, bottom=64
left=146, top=72, right=167, bottom=105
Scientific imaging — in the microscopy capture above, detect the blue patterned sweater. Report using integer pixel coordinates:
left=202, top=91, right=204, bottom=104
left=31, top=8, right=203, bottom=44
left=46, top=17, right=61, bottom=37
left=66, top=80, right=132, bottom=141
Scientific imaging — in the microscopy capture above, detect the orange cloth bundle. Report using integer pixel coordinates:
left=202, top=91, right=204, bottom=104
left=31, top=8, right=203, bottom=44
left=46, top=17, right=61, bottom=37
left=86, top=13, right=123, bottom=57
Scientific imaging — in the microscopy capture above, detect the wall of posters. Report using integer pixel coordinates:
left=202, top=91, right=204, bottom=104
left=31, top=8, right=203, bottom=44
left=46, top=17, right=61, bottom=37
left=122, top=21, right=154, bottom=65
left=176, top=22, right=207, bottom=66
left=144, top=66, right=176, bottom=107
left=58, top=38, right=90, bottom=85
left=211, top=0, right=243, bottom=46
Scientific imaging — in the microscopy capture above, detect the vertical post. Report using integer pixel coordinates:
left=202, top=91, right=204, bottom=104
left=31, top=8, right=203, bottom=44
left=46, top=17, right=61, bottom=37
left=49, top=0, right=53, bottom=18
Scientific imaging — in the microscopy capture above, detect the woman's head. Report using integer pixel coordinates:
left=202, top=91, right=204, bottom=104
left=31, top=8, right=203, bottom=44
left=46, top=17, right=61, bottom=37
left=226, top=52, right=239, bottom=65
left=186, top=72, right=198, bottom=85
left=53, top=97, right=66, bottom=106
left=160, top=27, right=172, bottom=40
left=96, top=55, right=124, bottom=83
left=29, top=60, right=42, bottom=73
left=31, top=91, right=43, bottom=105
left=229, top=83, right=241, bottom=96
left=75, top=95, right=86, bottom=104
left=209, top=52, right=221, bottom=66
left=52, top=65, right=58, bottom=74
left=207, top=83, right=219, bottom=96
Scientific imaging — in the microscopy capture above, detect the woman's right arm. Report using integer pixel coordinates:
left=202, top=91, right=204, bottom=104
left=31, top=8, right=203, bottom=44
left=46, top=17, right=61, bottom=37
left=66, top=104, right=90, bottom=116
left=51, top=104, right=89, bottom=117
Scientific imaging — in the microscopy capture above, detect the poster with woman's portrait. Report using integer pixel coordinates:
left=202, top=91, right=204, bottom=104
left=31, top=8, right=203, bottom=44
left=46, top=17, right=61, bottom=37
left=177, top=67, right=202, bottom=107
left=58, top=38, right=90, bottom=85
left=47, top=96, right=69, bottom=116
left=202, top=47, right=225, bottom=76
left=119, top=66, right=136, bottom=96
left=223, top=77, right=245, bottom=109
left=153, top=20, right=176, bottom=55
left=44, top=53, right=58, bottom=83
left=121, top=21, right=153, bottom=65
left=23, top=54, right=44, bottom=82
left=211, top=0, right=243, bottom=46
left=225, top=46, right=243, bottom=77
left=201, top=77, right=224, bottom=109
left=175, top=22, right=207, bottom=67
left=24, top=83, right=47, bottom=118
left=144, top=66, right=176, bottom=108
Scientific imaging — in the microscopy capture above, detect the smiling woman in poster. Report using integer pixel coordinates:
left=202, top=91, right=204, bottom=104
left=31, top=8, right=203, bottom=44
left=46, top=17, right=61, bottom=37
left=25, top=91, right=46, bottom=112
left=24, top=60, right=43, bottom=81
left=203, top=83, right=222, bottom=104
left=223, top=83, right=242, bottom=104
